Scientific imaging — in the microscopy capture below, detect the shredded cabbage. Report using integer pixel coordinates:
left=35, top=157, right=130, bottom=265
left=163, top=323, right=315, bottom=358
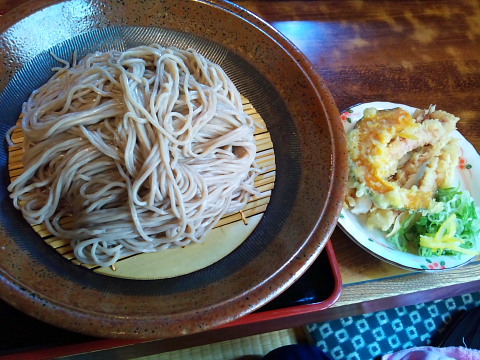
left=389, top=187, right=480, bottom=257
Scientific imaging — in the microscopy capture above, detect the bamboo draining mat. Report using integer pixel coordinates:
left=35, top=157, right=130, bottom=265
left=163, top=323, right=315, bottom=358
left=7, top=97, right=275, bottom=279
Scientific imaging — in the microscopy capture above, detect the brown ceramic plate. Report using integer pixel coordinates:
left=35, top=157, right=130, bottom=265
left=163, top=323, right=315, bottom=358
left=0, top=0, right=347, bottom=339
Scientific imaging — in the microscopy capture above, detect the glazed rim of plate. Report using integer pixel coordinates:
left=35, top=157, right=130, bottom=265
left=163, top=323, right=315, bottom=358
left=0, top=0, right=347, bottom=339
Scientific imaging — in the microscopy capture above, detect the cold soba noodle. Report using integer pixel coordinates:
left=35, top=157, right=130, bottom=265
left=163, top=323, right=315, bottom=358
left=7, top=45, right=258, bottom=267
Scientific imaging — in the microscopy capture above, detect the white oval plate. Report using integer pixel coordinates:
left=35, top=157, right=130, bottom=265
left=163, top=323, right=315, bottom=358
left=339, top=101, right=480, bottom=271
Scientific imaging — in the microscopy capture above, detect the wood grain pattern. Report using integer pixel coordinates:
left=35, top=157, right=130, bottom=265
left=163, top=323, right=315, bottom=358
left=8, top=97, right=274, bottom=278
left=237, top=0, right=480, bottom=145
left=0, top=0, right=17, bottom=14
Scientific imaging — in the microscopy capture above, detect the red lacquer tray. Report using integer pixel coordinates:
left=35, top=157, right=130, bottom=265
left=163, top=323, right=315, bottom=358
left=0, top=241, right=341, bottom=359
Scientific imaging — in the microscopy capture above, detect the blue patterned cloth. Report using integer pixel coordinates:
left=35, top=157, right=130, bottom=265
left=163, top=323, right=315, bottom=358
left=306, top=292, right=480, bottom=360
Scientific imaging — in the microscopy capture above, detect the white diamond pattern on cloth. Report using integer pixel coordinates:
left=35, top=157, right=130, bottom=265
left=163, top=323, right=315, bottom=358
left=306, top=292, right=480, bottom=359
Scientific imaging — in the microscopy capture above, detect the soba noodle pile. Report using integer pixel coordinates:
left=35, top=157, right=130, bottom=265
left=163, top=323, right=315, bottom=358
left=7, top=44, right=258, bottom=267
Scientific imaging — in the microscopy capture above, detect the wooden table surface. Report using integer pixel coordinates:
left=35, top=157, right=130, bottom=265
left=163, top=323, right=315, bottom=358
left=1, top=0, right=480, bottom=358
